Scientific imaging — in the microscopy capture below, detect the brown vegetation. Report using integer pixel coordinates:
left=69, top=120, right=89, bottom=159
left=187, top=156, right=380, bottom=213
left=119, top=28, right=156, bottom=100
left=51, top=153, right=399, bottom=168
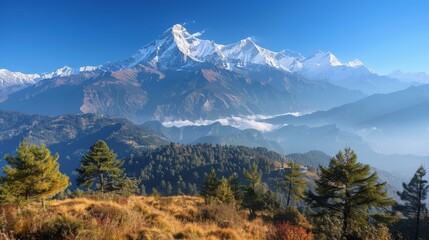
left=0, top=195, right=270, bottom=240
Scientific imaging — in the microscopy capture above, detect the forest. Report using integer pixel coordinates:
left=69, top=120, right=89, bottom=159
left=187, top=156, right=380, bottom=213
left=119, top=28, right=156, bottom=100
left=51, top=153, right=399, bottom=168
left=0, top=140, right=428, bottom=239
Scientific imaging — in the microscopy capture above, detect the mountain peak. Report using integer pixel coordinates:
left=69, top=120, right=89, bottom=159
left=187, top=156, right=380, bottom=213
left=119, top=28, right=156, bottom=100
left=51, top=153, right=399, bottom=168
left=172, top=24, right=186, bottom=31
left=305, top=51, right=342, bottom=66
left=241, top=37, right=255, bottom=44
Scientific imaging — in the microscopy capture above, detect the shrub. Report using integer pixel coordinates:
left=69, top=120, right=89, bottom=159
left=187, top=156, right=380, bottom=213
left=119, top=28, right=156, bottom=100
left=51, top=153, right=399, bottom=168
left=267, top=221, right=313, bottom=240
left=86, top=203, right=128, bottom=226
left=273, top=207, right=312, bottom=230
left=29, top=215, right=83, bottom=240
left=198, top=204, right=242, bottom=228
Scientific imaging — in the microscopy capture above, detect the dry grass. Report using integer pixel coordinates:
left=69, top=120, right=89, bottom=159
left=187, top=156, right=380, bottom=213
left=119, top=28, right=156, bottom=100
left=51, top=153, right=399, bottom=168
left=0, top=195, right=269, bottom=240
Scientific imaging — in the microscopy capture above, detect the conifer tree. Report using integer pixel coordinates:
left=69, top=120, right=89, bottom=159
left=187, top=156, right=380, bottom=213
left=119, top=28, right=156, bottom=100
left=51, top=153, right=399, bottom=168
left=200, top=168, right=220, bottom=203
left=277, top=162, right=307, bottom=206
left=0, top=141, right=69, bottom=208
left=228, top=172, right=243, bottom=203
left=242, top=162, right=266, bottom=218
left=306, top=148, right=395, bottom=239
left=396, top=165, right=428, bottom=240
left=151, top=187, right=160, bottom=197
left=214, top=177, right=235, bottom=205
left=76, top=140, right=124, bottom=192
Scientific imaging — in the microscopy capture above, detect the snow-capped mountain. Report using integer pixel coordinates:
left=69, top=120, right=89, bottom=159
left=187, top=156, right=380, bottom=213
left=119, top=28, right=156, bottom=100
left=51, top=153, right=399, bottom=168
left=104, top=24, right=406, bottom=94
left=112, top=24, right=303, bottom=72
left=0, top=69, right=39, bottom=87
left=116, top=24, right=366, bottom=76
left=1, top=24, right=409, bottom=95
left=0, top=65, right=102, bottom=100
left=0, top=24, right=365, bottom=121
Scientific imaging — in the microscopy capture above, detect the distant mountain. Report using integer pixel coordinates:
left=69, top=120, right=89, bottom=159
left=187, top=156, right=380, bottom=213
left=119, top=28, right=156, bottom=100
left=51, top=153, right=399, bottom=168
left=0, top=69, right=39, bottom=88
left=297, top=51, right=408, bottom=94
left=142, top=121, right=241, bottom=143
left=0, top=66, right=100, bottom=100
left=0, top=24, right=364, bottom=121
left=265, top=124, right=367, bottom=155
left=266, top=84, right=429, bottom=129
left=142, top=121, right=284, bottom=153
left=388, top=70, right=429, bottom=84
left=0, top=110, right=168, bottom=178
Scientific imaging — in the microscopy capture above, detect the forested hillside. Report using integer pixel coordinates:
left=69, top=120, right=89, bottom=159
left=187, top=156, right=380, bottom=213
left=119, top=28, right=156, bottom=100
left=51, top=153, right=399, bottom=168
left=126, top=143, right=290, bottom=196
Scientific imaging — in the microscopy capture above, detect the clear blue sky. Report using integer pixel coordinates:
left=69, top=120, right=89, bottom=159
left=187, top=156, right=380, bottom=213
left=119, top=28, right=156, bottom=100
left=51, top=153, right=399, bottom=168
left=1, top=0, right=428, bottom=74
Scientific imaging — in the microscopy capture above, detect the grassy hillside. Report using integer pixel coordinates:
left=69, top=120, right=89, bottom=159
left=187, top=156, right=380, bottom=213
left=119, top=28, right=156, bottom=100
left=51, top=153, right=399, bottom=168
left=0, top=195, right=269, bottom=240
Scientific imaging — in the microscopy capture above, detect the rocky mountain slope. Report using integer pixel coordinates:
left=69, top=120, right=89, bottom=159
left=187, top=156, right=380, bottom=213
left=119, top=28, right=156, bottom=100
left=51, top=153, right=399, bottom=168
left=0, top=25, right=365, bottom=121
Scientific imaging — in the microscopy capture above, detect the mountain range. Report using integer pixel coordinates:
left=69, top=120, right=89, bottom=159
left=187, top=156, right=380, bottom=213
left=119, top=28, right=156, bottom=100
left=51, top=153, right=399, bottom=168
left=0, top=24, right=417, bottom=123
left=1, top=24, right=412, bottom=95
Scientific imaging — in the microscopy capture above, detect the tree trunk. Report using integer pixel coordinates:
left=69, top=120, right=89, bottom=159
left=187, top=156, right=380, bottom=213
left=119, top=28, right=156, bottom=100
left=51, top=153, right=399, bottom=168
left=343, top=209, right=348, bottom=239
left=99, top=174, right=104, bottom=192
left=42, top=198, right=46, bottom=210
left=286, top=175, right=292, bottom=207
left=415, top=181, right=422, bottom=240
left=343, top=184, right=350, bottom=238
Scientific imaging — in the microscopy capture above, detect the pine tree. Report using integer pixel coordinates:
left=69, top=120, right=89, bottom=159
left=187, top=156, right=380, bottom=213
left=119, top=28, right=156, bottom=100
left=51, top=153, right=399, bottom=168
left=151, top=187, right=160, bottom=197
left=242, top=162, right=267, bottom=218
left=228, top=172, right=242, bottom=203
left=200, top=168, right=220, bottom=203
left=214, top=177, right=235, bottom=204
left=0, top=141, right=69, bottom=208
left=76, top=140, right=124, bottom=192
left=166, top=181, right=173, bottom=195
left=306, top=148, right=395, bottom=239
left=396, top=165, right=428, bottom=240
left=140, top=184, right=147, bottom=196
left=277, top=162, right=307, bottom=206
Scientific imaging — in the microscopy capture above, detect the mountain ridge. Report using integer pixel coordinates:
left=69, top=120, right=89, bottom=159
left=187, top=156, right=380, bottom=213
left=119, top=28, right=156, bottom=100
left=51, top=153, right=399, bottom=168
left=0, top=24, right=410, bottom=96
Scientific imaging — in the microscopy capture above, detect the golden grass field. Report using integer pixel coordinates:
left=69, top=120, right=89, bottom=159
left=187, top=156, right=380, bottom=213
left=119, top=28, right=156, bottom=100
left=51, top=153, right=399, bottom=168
left=0, top=195, right=270, bottom=240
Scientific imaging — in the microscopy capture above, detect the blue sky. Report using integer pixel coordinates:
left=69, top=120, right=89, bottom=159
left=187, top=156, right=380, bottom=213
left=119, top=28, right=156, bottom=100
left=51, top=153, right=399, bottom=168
left=1, top=0, right=428, bottom=74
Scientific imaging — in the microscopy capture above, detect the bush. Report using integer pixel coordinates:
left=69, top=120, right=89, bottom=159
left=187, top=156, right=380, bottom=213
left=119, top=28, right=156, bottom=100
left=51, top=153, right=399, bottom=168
left=198, top=204, right=242, bottom=228
left=273, top=207, right=312, bottom=230
left=267, top=221, right=313, bottom=240
left=30, top=215, right=84, bottom=240
left=86, top=203, right=128, bottom=226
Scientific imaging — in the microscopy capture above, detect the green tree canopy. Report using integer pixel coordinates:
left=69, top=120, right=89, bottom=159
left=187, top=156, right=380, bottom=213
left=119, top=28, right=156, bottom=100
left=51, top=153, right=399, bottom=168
left=242, top=162, right=267, bottom=218
left=228, top=172, right=242, bottom=204
left=277, top=162, right=307, bottom=206
left=396, top=165, right=428, bottom=240
left=76, top=140, right=124, bottom=192
left=0, top=141, right=69, bottom=208
left=306, top=148, right=395, bottom=239
left=200, top=168, right=220, bottom=203
left=214, top=177, right=235, bottom=205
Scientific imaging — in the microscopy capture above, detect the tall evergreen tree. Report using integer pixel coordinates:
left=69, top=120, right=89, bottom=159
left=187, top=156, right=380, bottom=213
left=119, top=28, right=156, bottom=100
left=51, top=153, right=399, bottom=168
left=396, top=165, right=428, bottom=240
left=277, top=162, right=307, bottom=206
left=0, top=141, right=69, bottom=208
left=200, top=168, right=220, bottom=203
left=214, top=177, right=235, bottom=205
left=76, top=140, right=124, bottom=192
left=306, top=148, right=395, bottom=239
left=242, top=162, right=266, bottom=218
left=228, top=172, right=242, bottom=203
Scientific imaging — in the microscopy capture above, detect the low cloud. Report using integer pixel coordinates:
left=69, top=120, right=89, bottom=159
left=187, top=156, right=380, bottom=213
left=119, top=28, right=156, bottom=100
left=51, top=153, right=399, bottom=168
left=162, top=113, right=299, bottom=132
